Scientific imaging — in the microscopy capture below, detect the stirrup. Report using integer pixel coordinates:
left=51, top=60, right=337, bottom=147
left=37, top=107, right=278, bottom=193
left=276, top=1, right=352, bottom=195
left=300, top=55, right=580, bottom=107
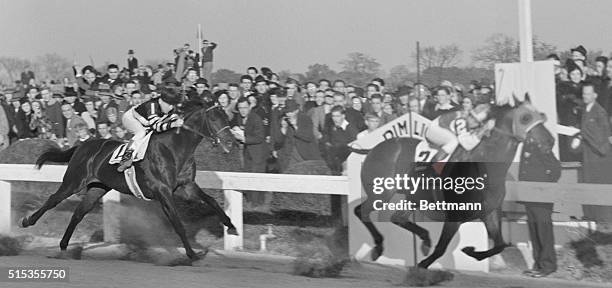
left=117, top=149, right=134, bottom=172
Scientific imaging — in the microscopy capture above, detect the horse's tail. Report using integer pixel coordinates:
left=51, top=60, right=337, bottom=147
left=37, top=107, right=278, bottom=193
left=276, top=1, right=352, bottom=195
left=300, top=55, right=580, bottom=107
left=35, top=146, right=79, bottom=169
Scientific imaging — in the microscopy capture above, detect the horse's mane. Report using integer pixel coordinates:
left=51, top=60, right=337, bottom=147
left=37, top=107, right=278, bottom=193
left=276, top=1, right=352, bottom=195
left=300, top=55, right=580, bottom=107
left=181, top=99, right=208, bottom=119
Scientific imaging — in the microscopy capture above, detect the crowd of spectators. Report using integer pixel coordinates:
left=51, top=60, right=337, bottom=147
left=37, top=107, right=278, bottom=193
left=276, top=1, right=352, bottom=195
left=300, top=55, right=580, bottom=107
left=1, top=43, right=612, bottom=184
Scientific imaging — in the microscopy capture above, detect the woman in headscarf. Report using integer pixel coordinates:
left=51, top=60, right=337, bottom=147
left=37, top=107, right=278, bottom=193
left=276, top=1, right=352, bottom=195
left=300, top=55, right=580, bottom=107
left=15, top=100, right=37, bottom=139
left=556, top=59, right=584, bottom=162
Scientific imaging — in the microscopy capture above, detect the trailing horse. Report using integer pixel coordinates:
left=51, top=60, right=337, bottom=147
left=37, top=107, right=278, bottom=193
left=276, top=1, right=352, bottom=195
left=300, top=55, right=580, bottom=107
left=354, top=100, right=560, bottom=268
left=21, top=100, right=237, bottom=262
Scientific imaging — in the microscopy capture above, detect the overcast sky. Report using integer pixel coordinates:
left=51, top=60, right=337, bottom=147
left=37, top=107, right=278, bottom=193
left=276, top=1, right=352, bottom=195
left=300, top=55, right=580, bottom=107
left=1, top=0, right=611, bottom=73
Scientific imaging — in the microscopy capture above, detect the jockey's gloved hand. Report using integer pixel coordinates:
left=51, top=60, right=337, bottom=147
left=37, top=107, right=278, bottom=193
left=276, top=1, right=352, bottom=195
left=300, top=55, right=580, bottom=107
left=171, top=118, right=184, bottom=128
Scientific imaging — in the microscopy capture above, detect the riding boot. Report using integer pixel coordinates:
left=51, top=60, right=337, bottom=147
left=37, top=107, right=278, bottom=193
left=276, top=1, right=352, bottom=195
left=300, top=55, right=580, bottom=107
left=432, top=150, right=449, bottom=162
left=117, top=148, right=134, bottom=172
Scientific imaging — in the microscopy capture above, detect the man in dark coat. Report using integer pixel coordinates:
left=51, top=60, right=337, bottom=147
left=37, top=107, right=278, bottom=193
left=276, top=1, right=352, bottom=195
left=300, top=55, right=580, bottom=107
left=573, top=82, right=612, bottom=183
left=232, top=97, right=270, bottom=207
left=322, top=105, right=358, bottom=175
left=127, top=50, right=138, bottom=74
left=572, top=83, right=612, bottom=231
left=273, top=100, right=322, bottom=172
left=519, top=123, right=560, bottom=278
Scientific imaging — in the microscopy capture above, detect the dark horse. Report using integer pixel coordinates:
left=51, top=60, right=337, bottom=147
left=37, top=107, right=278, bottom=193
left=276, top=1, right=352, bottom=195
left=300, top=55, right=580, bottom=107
left=20, top=100, right=238, bottom=262
left=354, top=99, right=559, bottom=268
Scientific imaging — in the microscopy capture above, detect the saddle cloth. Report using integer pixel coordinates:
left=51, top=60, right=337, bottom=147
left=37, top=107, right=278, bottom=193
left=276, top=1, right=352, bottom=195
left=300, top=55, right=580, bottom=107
left=109, top=131, right=153, bottom=165
left=123, top=166, right=151, bottom=201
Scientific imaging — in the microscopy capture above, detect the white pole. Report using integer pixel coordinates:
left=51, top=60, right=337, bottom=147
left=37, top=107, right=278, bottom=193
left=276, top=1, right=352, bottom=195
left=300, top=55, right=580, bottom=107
left=518, top=0, right=534, bottom=63
left=0, top=181, right=11, bottom=235
left=224, top=189, right=243, bottom=250
left=198, top=24, right=203, bottom=76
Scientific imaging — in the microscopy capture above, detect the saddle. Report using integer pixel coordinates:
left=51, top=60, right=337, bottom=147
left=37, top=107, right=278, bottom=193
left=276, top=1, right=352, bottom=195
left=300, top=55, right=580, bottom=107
left=109, top=131, right=154, bottom=201
left=109, top=131, right=153, bottom=165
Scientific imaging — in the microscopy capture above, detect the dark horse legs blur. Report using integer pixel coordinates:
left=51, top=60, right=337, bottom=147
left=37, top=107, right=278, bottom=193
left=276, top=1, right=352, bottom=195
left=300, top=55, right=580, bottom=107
left=175, top=181, right=238, bottom=235
left=462, top=209, right=510, bottom=261
left=59, top=185, right=109, bottom=251
left=353, top=201, right=384, bottom=260
left=157, top=186, right=201, bottom=260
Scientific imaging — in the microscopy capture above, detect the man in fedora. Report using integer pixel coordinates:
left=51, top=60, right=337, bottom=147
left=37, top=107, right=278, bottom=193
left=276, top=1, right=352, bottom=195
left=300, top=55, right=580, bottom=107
left=127, top=49, right=138, bottom=75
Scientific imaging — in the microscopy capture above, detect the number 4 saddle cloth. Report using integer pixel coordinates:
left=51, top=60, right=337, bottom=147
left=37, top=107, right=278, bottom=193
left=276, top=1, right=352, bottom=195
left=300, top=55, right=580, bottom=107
left=108, top=132, right=154, bottom=201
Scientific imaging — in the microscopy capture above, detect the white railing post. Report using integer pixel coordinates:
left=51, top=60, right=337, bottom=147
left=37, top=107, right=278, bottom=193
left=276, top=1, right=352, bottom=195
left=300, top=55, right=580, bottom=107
left=224, top=189, right=243, bottom=250
left=102, top=190, right=121, bottom=243
left=0, top=181, right=11, bottom=235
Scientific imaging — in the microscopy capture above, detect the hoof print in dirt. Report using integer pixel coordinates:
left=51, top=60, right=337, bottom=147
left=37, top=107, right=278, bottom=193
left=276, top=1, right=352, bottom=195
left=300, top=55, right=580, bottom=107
left=293, top=256, right=348, bottom=278
left=48, top=246, right=83, bottom=260
left=402, top=267, right=454, bottom=287
left=0, top=235, right=23, bottom=256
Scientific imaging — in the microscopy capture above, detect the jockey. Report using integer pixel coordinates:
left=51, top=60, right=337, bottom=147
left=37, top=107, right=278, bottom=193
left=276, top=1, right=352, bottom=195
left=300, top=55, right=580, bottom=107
left=426, top=102, right=494, bottom=162
left=117, top=87, right=184, bottom=172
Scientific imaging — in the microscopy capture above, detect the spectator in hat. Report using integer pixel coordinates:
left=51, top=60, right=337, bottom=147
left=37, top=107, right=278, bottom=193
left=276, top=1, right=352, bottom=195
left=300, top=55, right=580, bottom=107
left=201, top=40, right=217, bottom=81
left=44, top=92, right=65, bottom=138
left=74, top=65, right=99, bottom=96
left=61, top=103, right=87, bottom=147
left=127, top=50, right=139, bottom=74
left=273, top=100, right=322, bottom=172
left=395, top=86, right=412, bottom=116
left=556, top=60, right=584, bottom=162
left=571, top=45, right=587, bottom=62
left=594, top=56, right=608, bottom=77
left=63, top=87, right=86, bottom=115
left=188, top=78, right=210, bottom=103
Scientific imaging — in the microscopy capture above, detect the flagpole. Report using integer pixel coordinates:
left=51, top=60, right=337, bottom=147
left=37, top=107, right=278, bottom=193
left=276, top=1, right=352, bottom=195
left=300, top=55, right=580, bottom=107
left=518, top=0, right=533, bottom=63
left=198, top=24, right=203, bottom=76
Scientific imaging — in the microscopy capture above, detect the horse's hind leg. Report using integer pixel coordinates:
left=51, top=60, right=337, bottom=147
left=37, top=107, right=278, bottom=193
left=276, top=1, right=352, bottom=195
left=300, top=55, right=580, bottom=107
left=354, top=200, right=385, bottom=261
left=390, top=210, right=432, bottom=255
left=183, top=182, right=237, bottom=235
left=418, top=221, right=460, bottom=268
left=58, top=185, right=109, bottom=251
left=20, top=178, right=82, bottom=228
left=462, top=209, right=510, bottom=261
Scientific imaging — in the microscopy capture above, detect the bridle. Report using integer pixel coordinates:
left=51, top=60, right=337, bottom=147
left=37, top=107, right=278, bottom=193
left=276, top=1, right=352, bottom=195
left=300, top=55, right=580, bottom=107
left=179, top=104, right=230, bottom=146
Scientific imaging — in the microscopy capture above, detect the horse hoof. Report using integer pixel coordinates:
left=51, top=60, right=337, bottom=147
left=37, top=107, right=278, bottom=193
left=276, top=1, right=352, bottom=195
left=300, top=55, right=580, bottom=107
left=227, top=227, right=239, bottom=236
left=18, top=217, right=29, bottom=228
left=461, top=246, right=476, bottom=256
left=371, top=245, right=384, bottom=261
left=48, top=248, right=81, bottom=260
left=420, top=241, right=431, bottom=256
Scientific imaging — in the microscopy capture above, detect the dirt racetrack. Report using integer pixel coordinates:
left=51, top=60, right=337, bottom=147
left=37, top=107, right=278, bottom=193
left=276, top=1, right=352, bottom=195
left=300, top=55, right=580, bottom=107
left=1, top=250, right=610, bottom=288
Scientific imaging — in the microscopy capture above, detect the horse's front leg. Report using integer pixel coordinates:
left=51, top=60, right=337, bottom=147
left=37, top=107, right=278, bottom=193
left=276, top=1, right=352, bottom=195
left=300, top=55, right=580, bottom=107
left=157, top=188, right=203, bottom=261
left=175, top=182, right=238, bottom=235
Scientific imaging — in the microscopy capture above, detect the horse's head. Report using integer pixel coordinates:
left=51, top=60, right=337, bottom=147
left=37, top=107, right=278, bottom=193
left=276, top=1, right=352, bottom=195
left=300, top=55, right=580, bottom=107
left=490, top=96, right=557, bottom=156
left=179, top=100, right=235, bottom=154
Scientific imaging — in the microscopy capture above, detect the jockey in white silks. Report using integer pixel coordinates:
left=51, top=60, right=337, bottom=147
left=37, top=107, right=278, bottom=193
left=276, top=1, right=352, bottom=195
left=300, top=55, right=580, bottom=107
left=425, top=103, right=495, bottom=162
left=117, top=87, right=183, bottom=172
